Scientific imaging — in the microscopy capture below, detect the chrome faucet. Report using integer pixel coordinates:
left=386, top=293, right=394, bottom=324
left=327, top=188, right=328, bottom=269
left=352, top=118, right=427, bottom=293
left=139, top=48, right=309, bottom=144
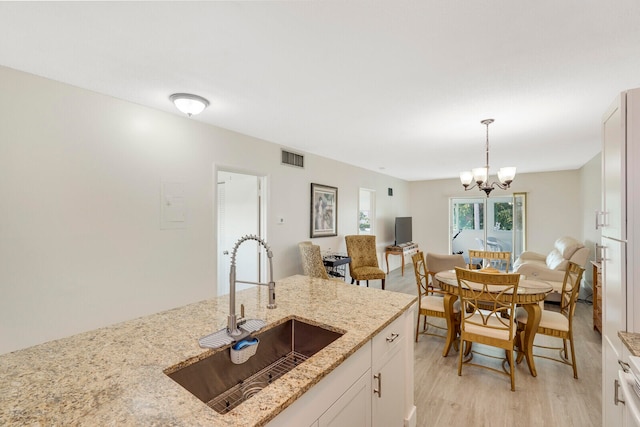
left=198, top=234, right=275, bottom=349
left=227, top=234, right=276, bottom=337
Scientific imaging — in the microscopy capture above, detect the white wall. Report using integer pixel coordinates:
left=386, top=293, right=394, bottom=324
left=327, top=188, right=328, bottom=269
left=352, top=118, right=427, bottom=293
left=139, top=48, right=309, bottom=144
left=0, top=66, right=409, bottom=354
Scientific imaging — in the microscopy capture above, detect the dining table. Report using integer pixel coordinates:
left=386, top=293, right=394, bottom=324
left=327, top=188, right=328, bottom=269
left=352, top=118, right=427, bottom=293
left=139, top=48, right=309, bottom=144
left=434, top=269, right=553, bottom=377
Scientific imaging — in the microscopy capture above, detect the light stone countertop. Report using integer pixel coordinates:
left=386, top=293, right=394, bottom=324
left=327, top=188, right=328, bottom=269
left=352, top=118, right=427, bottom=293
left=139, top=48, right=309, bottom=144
left=0, top=275, right=416, bottom=426
left=620, top=331, right=640, bottom=357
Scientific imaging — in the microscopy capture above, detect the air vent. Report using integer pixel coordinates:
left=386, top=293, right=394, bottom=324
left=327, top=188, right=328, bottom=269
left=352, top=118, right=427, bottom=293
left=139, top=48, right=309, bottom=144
left=281, top=150, right=304, bottom=168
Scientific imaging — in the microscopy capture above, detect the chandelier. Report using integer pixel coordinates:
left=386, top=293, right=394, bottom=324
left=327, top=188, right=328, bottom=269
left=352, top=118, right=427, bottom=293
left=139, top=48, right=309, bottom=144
left=459, top=119, right=516, bottom=197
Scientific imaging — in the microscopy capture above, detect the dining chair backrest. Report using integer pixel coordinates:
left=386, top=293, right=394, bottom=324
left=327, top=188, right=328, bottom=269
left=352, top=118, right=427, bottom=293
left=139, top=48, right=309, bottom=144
left=425, top=253, right=466, bottom=288
left=412, top=251, right=429, bottom=297
left=413, top=251, right=446, bottom=297
left=468, top=249, right=512, bottom=272
left=560, top=261, right=585, bottom=320
left=454, top=267, right=521, bottom=333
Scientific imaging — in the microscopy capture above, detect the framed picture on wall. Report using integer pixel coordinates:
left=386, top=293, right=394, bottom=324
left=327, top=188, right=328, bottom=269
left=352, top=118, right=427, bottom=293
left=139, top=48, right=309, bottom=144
left=310, top=183, right=338, bottom=238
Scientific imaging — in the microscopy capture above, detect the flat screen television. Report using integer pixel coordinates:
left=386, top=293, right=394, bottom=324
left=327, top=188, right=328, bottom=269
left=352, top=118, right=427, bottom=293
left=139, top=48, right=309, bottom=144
left=394, top=217, right=412, bottom=246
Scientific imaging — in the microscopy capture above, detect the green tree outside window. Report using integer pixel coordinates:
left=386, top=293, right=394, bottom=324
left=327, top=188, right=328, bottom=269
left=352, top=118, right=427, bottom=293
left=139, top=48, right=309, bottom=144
left=494, top=202, right=513, bottom=230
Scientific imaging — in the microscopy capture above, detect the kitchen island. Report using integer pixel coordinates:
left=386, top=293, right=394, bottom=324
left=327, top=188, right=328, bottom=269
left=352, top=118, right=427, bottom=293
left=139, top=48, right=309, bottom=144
left=0, top=275, right=416, bottom=426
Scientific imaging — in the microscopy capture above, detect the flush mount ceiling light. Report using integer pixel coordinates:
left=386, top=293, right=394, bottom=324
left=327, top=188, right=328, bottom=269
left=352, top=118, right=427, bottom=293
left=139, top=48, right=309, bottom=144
left=459, top=119, right=516, bottom=197
left=169, top=93, right=209, bottom=117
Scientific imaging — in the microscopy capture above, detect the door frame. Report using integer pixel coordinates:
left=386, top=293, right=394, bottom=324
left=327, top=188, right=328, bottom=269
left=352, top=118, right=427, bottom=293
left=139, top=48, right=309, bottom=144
left=449, top=193, right=527, bottom=263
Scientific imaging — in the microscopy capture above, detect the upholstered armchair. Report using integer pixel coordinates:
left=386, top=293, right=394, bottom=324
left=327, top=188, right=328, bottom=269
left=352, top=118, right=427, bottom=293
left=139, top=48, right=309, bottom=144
left=513, top=236, right=589, bottom=297
left=345, top=235, right=386, bottom=290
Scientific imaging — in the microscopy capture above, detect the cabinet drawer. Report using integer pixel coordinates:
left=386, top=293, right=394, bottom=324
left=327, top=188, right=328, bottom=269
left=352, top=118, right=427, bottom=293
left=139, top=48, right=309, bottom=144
left=372, top=314, right=405, bottom=368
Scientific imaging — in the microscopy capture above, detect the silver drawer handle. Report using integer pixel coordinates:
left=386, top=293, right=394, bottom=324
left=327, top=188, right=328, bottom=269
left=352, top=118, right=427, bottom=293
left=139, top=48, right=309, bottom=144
left=615, top=379, right=626, bottom=406
left=619, top=360, right=631, bottom=373
left=373, top=372, right=382, bottom=397
left=386, top=333, right=399, bottom=343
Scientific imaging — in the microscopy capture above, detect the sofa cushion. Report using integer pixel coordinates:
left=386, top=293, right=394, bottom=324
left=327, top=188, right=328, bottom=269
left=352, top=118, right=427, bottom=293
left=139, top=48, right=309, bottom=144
left=554, top=236, right=584, bottom=260
left=546, top=249, right=569, bottom=270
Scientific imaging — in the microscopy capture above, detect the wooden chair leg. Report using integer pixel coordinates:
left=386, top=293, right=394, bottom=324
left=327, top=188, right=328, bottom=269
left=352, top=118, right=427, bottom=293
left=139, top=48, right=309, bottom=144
left=508, top=349, right=515, bottom=391
left=569, top=335, right=578, bottom=379
left=415, top=314, right=420, bottom=342
left=351, top=278, right=355, bottom=284
left=464, top=341, right=473, bottom=356
left=458, top=339, right=465, bottom=376
left=381, top=278, right=385, bottom=290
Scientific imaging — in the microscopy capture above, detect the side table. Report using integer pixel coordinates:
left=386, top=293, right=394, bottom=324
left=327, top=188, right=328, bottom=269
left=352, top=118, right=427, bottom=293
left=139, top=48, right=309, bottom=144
left=384, top=243, right=419, bottom=276
left=323, top=254, right=351, bottom=281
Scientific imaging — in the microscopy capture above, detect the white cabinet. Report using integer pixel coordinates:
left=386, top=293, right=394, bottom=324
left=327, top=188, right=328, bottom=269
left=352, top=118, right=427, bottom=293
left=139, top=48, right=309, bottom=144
left=319, top=370, right=372, bottom=427
left=372, top=342, right=405, bottom=426
left=268, top=342, right=372, bottom=427
left=601, top=88, right=640, bottom=427
left=269, top=304, right=416, bottom=427
left=604, top=336, right=625, bottom=426
left=372, top=313, right=407, bottom=427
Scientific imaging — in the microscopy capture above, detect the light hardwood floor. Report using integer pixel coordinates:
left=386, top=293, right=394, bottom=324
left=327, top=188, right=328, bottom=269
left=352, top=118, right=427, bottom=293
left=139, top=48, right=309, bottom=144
left=382, top=265, right=603, bottom=427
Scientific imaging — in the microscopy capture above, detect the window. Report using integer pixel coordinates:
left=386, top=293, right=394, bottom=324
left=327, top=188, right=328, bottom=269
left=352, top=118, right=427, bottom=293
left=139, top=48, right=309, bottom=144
left=358, top=188, right=375, bottom=235
left=453, top=201, right=484, bottom=230
left=493, top=202, right=513, bottom=230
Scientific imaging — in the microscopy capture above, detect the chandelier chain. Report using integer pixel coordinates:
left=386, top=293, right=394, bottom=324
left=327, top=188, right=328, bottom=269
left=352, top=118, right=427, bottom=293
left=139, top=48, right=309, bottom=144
left=459, top=118, right=515, bottom=197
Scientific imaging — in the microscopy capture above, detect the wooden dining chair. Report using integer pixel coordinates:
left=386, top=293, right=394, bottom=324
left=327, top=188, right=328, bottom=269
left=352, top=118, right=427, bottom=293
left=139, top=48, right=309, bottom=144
left=468, top=249, right=512, bottom=272
left=455, top=267, right=521, bottom=391
left=412, top=251, right=460, bottom=356
left=514, top=261, right=585, bottom=378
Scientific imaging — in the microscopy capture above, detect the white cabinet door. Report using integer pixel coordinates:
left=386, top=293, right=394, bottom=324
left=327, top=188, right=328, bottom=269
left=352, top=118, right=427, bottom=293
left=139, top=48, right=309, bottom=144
left=372, top=342, right=405, bottom=427
left=371, top=313, right=407, bottom=427
left=602, top=92, right=626, bottom=241
left=268, top=343, right=371, bottom=427
left=318, top=370, right=372, bottom=427
left=602, top=91, right=629, bottom=427
left=604, top=337, right=624, bottom=426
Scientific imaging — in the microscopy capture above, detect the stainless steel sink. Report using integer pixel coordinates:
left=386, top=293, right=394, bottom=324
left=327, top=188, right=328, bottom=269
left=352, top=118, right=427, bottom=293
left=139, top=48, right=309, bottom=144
left=164, top=317, right=344, bottom=414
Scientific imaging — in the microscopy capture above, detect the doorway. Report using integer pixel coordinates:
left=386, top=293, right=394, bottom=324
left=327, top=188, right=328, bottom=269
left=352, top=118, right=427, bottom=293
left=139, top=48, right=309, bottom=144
left=216, top=170, right=267, bottom=296
left=449, top=193, right=526, bottom=264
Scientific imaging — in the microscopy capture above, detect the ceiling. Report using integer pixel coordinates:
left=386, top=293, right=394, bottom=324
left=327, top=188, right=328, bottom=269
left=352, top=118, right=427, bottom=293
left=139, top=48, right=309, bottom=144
left=1, top=1, right=639, bottom=182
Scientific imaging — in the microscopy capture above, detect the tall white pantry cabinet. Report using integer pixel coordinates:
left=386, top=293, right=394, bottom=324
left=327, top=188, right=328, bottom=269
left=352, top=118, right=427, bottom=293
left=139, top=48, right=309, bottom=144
left=601, top=88, right=640, bottom=426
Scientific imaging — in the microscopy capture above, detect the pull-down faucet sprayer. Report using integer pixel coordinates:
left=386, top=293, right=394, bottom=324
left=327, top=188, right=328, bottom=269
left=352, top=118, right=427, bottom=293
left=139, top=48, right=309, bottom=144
left=227, top=235, right=276, bottom=336
left=198, top=234, right=275, bottom=349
